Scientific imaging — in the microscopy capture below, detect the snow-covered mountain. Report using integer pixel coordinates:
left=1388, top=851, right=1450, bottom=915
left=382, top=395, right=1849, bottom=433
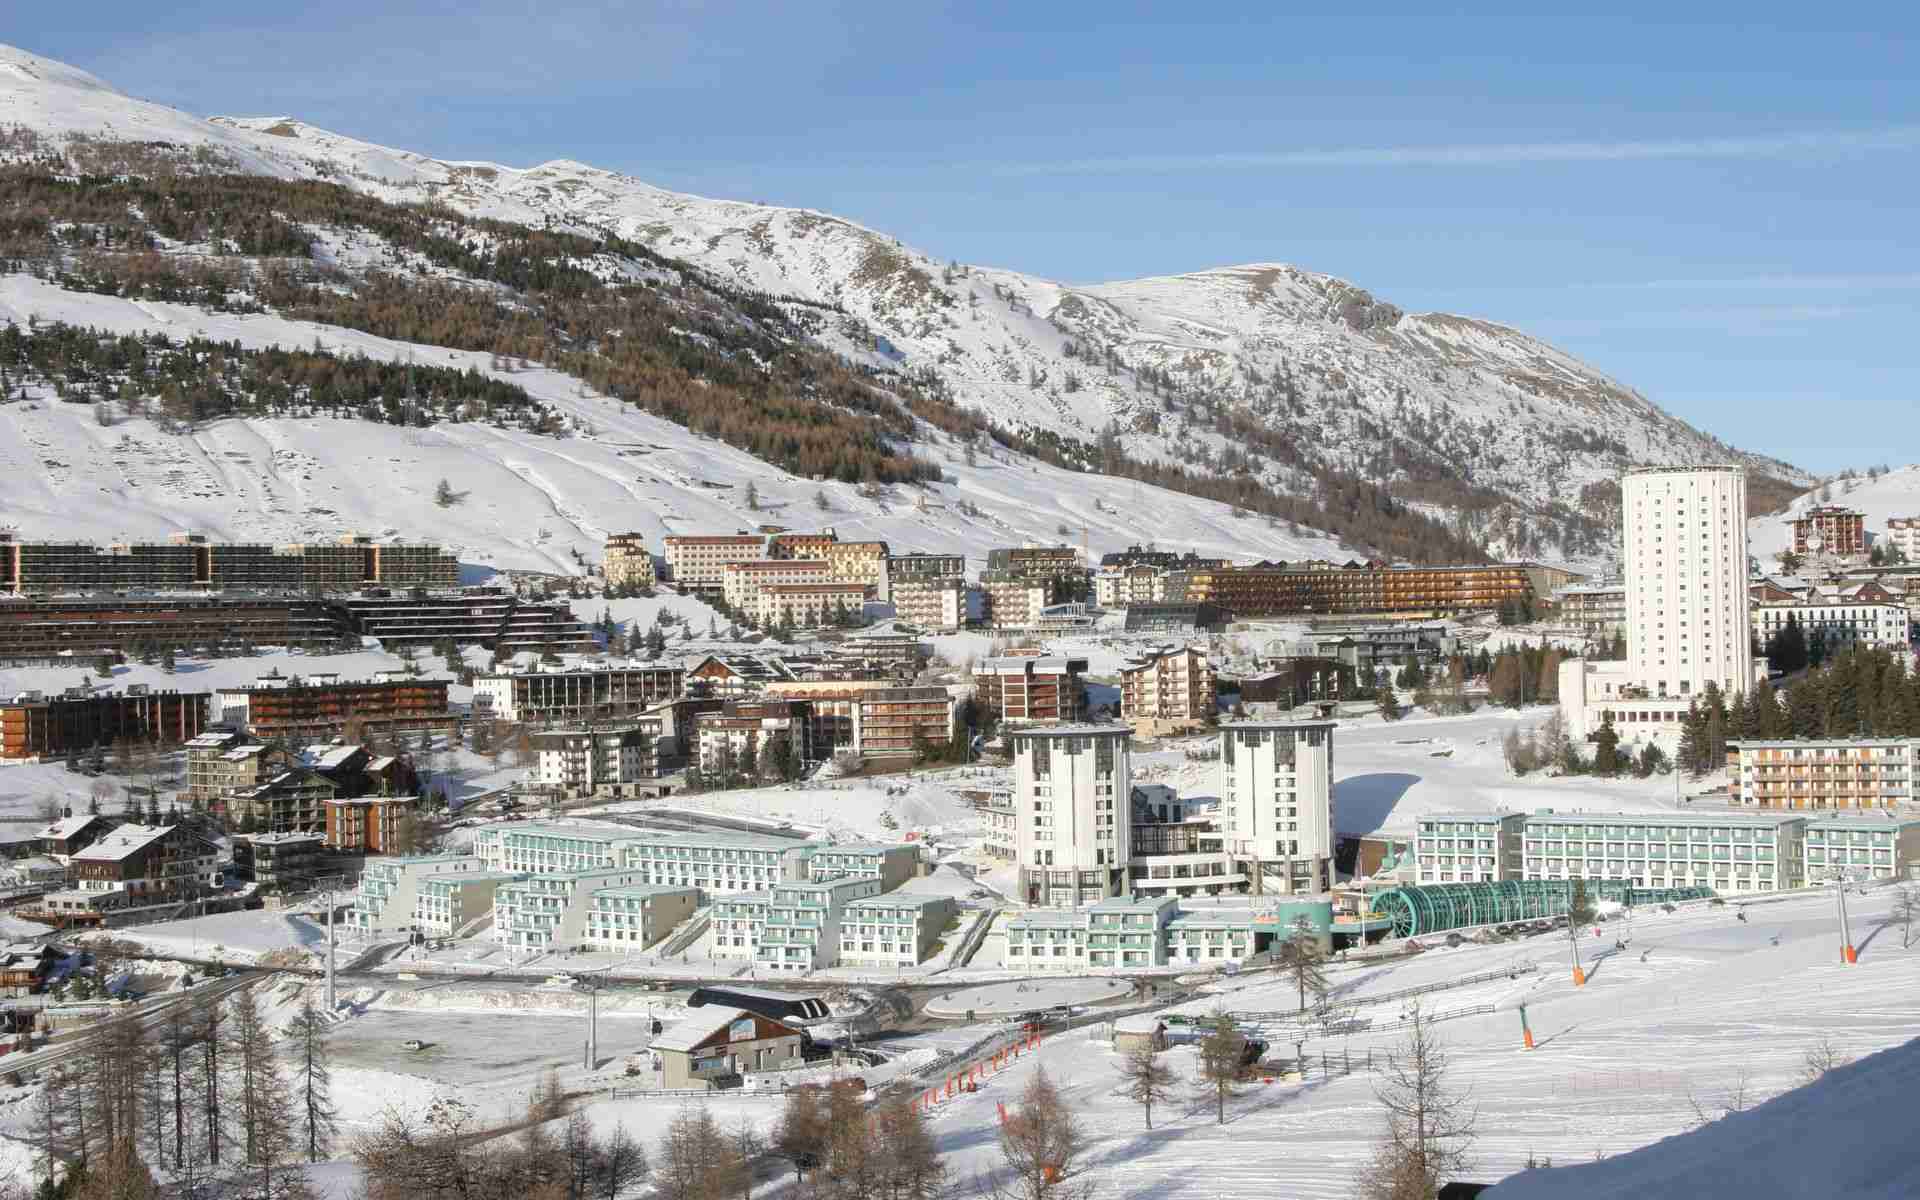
left=0, top=275, right=1348, bottom=578
left=0, top=43, right=1808, bottom=564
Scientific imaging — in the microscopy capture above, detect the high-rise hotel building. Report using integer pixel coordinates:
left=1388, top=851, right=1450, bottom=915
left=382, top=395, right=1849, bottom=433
left=1563, top=465, right=1757, bottom=742
left=1010, top=725, right=1132, bottom=907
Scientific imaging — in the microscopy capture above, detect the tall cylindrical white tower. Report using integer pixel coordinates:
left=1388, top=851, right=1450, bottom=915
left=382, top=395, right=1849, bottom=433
left=1623, top=466, right=1752, bottom=700
left=1010, top=725, right=1132, bottom=906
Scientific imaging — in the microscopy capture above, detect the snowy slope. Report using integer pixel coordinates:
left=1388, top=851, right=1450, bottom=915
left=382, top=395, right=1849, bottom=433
left=0, top=43, right=1808, bottom=562
left=1486, top=1031, right=1920, bottom=1199
left=0, top=274, right=1347, bottom=573
left=1747, top=464, right=1920, bottom=563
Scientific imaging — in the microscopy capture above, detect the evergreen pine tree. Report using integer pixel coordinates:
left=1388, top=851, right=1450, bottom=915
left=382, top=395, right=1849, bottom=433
left=1592, top=714, right=1621, bottom=777
left=1376, top=686, right=1403, bottom=722
left=1675, top=702, right=1704, bottom=777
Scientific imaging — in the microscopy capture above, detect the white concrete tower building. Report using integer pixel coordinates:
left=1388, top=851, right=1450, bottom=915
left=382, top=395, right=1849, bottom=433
left=1219, top=720, right=1335, bottom=894
left=1623, top=465, right=1753, bottom=701
left=1010, top=725, right=1132, bottom=907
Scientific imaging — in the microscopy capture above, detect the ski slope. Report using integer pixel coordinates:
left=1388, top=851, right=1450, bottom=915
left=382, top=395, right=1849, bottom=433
left=913, top=885, right=1920, bottom=1198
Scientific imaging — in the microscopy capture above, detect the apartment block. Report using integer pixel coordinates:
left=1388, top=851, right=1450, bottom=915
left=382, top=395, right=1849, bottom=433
left=663, top=535, right=768, bottom=592
left=212, top=677, right=450, bottom=739
left=1219, top=721, right=1335, bottom=895
left=230, top=833, right=325, bottom=889
left=33, top=824, right=221, bottom=923
left=983, top=789, right=1016, bottom=860
left=837, top=891, right=959, bottom=967
left=986, top=546, right=1084, bottom=578
left=602, top=533, right=657, bottom=590
left=751, top=876, right=884, bottom=973
left=835, top=622, right=931, bottom=667
left=889, top=576, right=971, bottom=631
left=1791, top=505, right=1867, bottom=558
left=473, top=822, right=639, bottom=873
left=493, top=867, right=686, bottom=950
left=1729, top=739, right=1920, bottom=810
left=0, top=529, right=457, bottom=594
left=710, top=891, right=770, bottom=961
left=580, top=884, right=701, bottom=950
left=1119, top=645, right=1216, bottom=734
left=801, top=842, right=919, bottom=891
left=754, top=581, right=870, bottom=627
left=1518, top=811, right=1806, bottom=893
left=473, top=665, right=684, bottom=725
left=1803, top=817, right=1920, bottom=881
left=1003, top=894, right=1177, bottom=970
left=720, top=559, right=832, bottom=610
left=887, top=552, right=965, bottom=582
left=324, top=795, right=416, bottom=854
left=348, top=855, right=489, bottom=934
left=1164, top=905, right=1328, bottom=965
left=1096, top=563, right=1175, bottom=609
left=1, top=689, right=208, bottom=759
left=530, top=726, right=656, bottom=797
left=695, top=699, right=815, bottom=777
left=1011, top=724, right=1133, bottom=907
left=974, top=654, right=1088, bottom=724
left=1752, top=601, right=1911, bottom=654
left=1184, top=562, right=1538, bottom=618
left=766, top=681, right=955, bottom=759
left=980, top=572, right=1070, bottom=629
left=1553, top=581, right=1627, bottom=642
left=792, top=540, right=890, bottom=600
left=0, top=595, right=348, bottom=662
left=413, top=871, right=525, bottom=936
left=335, top=590, right=595, bottom=653
left=617, top=830, right=813, bottom=895
left=1414, top=812, right=1527, bottom=885
left=227, top=765, right=336, bottom=834
left=766, top=531, right=839, bottom=560
left=1886, top=517, right=1920, bottom=564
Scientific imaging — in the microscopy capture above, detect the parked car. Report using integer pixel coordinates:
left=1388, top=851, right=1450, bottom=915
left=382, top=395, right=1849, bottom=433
left=402, top=1039, right=427, bottom=1052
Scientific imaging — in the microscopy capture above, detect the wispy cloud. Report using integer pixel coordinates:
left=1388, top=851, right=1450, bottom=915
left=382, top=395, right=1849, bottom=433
left=1605, top=272, right=1920, bottom=292
left=994, top=126, right=1920, bottom=176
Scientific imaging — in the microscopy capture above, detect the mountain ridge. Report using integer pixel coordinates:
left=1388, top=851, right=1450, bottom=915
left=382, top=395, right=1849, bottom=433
left=0, top=42, right=1809, bottom=565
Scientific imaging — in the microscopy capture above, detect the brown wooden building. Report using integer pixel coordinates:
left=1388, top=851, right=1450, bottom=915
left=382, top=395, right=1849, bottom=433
left=0, top=595, right=347, bottom=662
left=973, top=654, right=1089, bottom=724
left=1184, top=562, right=1539, bottom=617
left=215, top=678, right=451, bottom=739
left=324, top=794, right=418, bottom=854
left=1, top=689, right=208, bottom=759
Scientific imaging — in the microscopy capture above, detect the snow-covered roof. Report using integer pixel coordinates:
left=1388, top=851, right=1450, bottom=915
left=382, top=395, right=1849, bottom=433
left=1113, top=1014, right=1165, bottom=1035
left=72, top=823, right=175, bottom=862
left=301, top=745, right=365, bottom=770
left=651, top=1005, right=761, bottom=1053
left=35, top=814, right=99, bottom=840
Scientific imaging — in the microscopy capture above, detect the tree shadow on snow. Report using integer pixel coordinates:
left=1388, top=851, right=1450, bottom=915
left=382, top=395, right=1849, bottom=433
left=1333, top=773, right=1421, bottom=835
left=1531, top=1022, right=1583, bottom=1050
left=1855, top=918, right=1892, bottom=956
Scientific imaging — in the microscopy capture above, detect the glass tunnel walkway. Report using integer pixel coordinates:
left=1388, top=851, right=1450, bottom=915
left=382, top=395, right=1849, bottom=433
left=1369, top=879, right=1715, bottom=938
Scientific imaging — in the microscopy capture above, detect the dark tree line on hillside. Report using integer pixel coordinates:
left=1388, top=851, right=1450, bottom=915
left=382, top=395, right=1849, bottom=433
left=0, top=322, right=549, bottom=427
left=3, top=158, right=1494, bottom=558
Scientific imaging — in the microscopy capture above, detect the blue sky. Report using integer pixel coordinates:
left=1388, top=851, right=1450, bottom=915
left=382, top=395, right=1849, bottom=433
left=15, top=2, right=1920, bottom=475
